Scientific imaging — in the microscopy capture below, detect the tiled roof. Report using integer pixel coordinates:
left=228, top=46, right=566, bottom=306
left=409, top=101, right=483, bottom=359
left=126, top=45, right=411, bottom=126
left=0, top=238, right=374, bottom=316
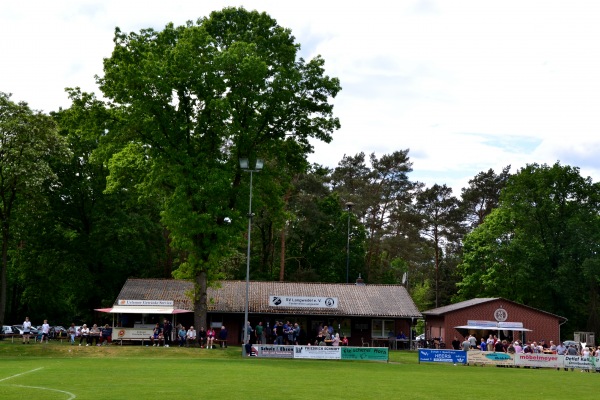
left=422, top=297, right=566, bottom=321
left=421, top=298, right=499, bottom=316
left=115, top=278, right=422, bottom=318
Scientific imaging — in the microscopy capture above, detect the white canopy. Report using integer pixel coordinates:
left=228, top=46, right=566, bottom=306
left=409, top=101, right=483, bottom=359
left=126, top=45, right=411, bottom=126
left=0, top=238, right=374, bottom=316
left=454, top=325, right=531, bottom=332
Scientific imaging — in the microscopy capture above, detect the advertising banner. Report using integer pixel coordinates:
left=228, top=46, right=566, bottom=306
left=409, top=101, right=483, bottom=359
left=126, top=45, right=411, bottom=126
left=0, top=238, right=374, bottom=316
left=253, top=345, right=295, bottom=359
left=293, top=346, right=341, bottom=359
left=514, top=353, right=562, bottom=369
left=117, top=300, right=173, bottom=306
left=564, top=356, right=599, bottom=371
left=269, top=296, right=338, bottom=308
left=419, top=349, right=467, bottom=364
left=112, top=328, right=153, bottom=341
left=341, top=347, right=388, bottom=361
left=466, top=351, right=514, bottom=366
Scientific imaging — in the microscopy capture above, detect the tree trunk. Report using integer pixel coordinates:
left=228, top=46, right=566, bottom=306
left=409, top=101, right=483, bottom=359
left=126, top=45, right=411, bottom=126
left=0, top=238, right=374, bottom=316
left=194, top=269, right=208, bottom=331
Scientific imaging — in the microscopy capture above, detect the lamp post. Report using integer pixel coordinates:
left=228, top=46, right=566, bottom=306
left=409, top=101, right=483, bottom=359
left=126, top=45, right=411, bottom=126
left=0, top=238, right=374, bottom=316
left=240, top=158, right=263, bottom=349
left=345, top=202, right=354, bottom=284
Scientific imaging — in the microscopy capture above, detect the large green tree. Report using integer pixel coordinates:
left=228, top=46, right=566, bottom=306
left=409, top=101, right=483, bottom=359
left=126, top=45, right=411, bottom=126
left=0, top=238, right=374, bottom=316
left=98, top=8, right=340, bottom=330
left=0, top=92, right=68, bottom=325
left=457, top=162, right=600, bottom=334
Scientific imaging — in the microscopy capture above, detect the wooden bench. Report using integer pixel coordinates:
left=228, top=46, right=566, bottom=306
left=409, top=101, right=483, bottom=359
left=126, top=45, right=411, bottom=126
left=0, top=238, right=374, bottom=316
left=215, top=339, right=228, bottom=348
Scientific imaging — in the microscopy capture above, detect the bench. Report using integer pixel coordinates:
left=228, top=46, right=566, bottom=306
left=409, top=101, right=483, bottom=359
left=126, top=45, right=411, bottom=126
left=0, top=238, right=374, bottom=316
left=215, top=339, right=228, bottom=348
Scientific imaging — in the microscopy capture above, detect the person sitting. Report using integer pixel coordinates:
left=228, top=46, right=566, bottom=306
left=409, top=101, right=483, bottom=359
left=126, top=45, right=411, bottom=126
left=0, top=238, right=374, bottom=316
left=100, top=324, right=112, bottom=345
left=90, top=324, right=101, bottom=346
left=197, top=326, right=207, bottom=348
left=206, top=327, right=216, bottom=349
left=79, top=324, right=90, bottom=346
left=150, top=323, right=163, bottom=347
left=186, top=326, right=196, bottom=347
left=178, top=326, right=187, bottom=347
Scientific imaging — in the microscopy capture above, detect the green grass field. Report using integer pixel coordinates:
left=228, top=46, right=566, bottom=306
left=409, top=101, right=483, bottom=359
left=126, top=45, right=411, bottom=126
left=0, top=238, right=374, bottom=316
left=1, top=340, right=598, bottom=399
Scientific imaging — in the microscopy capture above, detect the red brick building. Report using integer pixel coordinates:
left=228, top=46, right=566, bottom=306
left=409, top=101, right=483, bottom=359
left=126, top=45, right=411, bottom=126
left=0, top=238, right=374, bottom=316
left=421, top=298, right=566, bottom=347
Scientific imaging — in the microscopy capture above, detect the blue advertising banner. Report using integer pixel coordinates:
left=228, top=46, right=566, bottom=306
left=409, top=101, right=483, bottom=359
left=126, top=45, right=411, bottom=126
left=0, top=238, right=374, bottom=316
left=419, top=349, right=467, bottom=364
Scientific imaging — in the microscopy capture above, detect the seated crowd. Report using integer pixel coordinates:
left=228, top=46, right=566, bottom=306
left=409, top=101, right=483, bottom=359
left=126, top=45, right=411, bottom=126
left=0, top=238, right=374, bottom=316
left=455, top=333, right=600, bottom=359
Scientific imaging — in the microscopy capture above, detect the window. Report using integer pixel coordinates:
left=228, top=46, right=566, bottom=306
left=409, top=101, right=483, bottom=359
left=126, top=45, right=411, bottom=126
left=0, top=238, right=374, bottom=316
left=371, top=319, right=394, bottom=338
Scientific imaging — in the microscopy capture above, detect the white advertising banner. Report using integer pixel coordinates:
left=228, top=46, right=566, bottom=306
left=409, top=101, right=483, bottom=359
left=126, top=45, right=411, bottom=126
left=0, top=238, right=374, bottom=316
left=112, top=327, right=154, bottom=341
left=269, top=296, right=338, bottom=308
left=515, top=353, right=563, bottom=368
left=293, top=346, right=341, bottom=359
left=117, top=300, right=174, bottom=306
left=564, top=356, right=599, bottom=370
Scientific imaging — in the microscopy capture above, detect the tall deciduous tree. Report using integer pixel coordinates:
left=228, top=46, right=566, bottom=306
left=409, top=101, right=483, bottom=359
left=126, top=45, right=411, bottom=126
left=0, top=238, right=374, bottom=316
left=98, top=8, right=340, bottom=330
left=457, top=162, right=600, bottom=334
left=0, top=92, right=68, bottom=325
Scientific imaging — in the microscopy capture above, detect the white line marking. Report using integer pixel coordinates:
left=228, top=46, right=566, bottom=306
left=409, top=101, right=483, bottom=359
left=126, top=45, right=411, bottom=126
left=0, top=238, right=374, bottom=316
left=0, top=367, right=44, bottom=382
left=11, top=384, right=77, bottom=399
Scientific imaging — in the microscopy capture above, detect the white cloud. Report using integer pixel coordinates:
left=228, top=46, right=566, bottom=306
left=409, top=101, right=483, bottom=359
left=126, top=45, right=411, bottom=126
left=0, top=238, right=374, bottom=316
left=1, top=0, right=599, bottom=193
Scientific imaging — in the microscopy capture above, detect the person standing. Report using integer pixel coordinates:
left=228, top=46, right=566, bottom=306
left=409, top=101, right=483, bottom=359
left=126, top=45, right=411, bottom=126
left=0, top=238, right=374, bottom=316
left=22, top=317, right=32, bottom=344
left=451, top=336, right=460, bottom=350
left=219, top=325, right=228, bottom=348
left=163, top=319, right=173, bottom=348
left=255, top=321, right=264, bottom=344
left=41, top=320, right=51, bottom=343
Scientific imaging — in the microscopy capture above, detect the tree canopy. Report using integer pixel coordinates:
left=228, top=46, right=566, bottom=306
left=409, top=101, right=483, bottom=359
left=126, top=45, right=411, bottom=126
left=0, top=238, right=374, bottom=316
left=97, top=7, right=341, bottom=329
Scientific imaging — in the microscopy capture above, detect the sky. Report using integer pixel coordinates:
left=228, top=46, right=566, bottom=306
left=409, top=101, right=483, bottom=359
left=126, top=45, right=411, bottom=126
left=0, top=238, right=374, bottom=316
left=1, top=0, right=599, bottom=194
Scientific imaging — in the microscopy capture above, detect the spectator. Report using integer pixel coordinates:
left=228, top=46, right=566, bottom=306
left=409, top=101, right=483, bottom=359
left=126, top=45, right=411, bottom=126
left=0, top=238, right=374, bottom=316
left=206, top=327, right=216, bottom=349
left=255, top=321, right=264, bottom=344
left=479, top=338, right=487, bottom=351
left=90, top=324, right=101, bottom=346
left=468, top=333, right=477, bottom=349
left=461, top=337, right=470, bottom=352
left=68, top=323, right=76, bottom=345
left=22, top=317, right=32, bottom=344
left=150, top=323, right=163, bottom=347
left=332, top=333, right=340, bottom=346
left=79, top=324, right=90, bottom=346
left=275, top=322, right=284, bottom=345
left=451, top=336, right=460, bottom=350
left=219, top=326, right=228, bottom=348
left=293, top=323, right=301, bottom=345
left=186, top=326, right=196, bottom=347
left=40, top=319, right=50, bottom=344
left=178, top=326, right=186, bottom=347
left=197, top=326, right=207, bottom=348
left=100, top=324, right=112, bottom=345
left=163, top=319, right=173, bottom=348
left=342, top=336, right=349, bottom=346
left=513, top=341, right=523, bottom=353
left=486, top=335, right=495, bottom=352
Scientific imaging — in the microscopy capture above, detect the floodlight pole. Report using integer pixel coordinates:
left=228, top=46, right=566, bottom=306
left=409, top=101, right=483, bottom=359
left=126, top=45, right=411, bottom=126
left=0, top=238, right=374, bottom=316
left=240, top=158, right=263, bottom=351
left=345, top=202, right=354, bottom=284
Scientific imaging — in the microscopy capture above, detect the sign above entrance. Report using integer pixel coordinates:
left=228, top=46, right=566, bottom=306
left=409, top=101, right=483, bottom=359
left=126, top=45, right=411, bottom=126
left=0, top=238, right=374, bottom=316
left=269, top=296, right=338, bottom=308
left=117, top=299, right=174, bottom=306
